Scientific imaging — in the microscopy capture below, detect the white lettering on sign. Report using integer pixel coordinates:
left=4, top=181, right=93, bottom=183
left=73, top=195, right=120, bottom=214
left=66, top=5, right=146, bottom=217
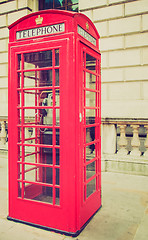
left=16, top=23, right=65, bottom=40
left=78, top=25, right=96, bottom=46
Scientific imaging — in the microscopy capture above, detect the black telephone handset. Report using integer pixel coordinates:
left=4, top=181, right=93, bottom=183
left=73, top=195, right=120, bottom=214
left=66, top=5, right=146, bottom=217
left=41, top=98, right=48, bottom=117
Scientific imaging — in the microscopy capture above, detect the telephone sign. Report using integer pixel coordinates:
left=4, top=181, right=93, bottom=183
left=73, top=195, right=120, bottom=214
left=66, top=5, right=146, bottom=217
left=16, top=22, right=65, bottom=39
left=8, top=10, right=101, bottom=236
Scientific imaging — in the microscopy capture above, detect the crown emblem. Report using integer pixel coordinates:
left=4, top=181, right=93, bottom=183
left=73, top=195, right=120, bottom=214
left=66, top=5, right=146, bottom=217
left=86, top=22, right=89, bottom=31
left=35, top=15, right=43, bottom=25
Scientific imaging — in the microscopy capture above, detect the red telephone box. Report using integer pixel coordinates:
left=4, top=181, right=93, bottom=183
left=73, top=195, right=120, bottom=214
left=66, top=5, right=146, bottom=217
left=8, top=10, right=101, bottom=236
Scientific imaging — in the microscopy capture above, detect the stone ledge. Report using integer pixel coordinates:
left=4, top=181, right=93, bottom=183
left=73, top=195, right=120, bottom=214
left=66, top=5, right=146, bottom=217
left=102, top=153, right=148, bottom=176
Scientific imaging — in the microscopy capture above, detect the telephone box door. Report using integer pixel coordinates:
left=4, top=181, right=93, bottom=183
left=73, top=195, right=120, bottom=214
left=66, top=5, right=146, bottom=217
left=8, top=38, right=75, bottom=232
left=79, top=42, right=101, bottom=227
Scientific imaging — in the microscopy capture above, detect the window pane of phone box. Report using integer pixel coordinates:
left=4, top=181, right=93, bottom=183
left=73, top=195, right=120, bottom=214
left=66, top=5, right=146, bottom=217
left=24, top=183, right=53, bottom=204
left=24, top=164, right=53, bottom=184
left=24, top=50, right=52, bottom=69
left=86, top=161, right=96, bottom=180
left=23, top=146, right=53, bottom=165
left=24, top=70, right=52, bottom=88
left=87, top=178, right=96, bottom=198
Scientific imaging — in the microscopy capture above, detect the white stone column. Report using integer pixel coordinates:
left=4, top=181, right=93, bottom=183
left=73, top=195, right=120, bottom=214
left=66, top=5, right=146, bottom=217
left=0, top=121, right=7, bottom=145
left=117, top=124, right=128, bottom=155
left=130, top=124, right=141, bottom=156
left=102, top=123, right=116, bottom=154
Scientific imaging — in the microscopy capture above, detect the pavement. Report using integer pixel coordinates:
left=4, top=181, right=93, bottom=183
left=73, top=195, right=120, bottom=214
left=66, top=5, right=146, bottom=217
left=0, top=151, right=148, bottom=240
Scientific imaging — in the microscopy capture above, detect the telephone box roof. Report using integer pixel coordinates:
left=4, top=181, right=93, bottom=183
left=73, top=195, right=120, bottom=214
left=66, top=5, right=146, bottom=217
left=8, top=9, right=100, bottom=40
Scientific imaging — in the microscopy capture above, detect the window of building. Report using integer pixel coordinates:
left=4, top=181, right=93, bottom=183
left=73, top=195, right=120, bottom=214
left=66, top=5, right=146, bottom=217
left=39, top=0, right=79, bottom=12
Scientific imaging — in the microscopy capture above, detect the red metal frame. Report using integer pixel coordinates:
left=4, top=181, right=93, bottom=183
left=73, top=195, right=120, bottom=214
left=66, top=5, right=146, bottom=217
left=8, top=10, right=101, bottom=236
left=78, top=43, right=101, bottom=227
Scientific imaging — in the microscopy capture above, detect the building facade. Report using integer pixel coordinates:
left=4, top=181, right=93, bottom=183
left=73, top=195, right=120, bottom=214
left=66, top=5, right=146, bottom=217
left=0, top=0, right=148, bottom=175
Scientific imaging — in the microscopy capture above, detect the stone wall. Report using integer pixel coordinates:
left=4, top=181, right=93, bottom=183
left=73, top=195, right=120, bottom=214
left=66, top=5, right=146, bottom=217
left=1, top=0, right=148, bottom=119
left=0, top=0, right=38, bottom=117
left=80, top=0, right=148, bottom=119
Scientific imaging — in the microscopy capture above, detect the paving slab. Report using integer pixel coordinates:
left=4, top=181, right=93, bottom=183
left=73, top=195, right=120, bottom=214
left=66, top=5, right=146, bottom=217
left=0, top=151, right=148, bottom=240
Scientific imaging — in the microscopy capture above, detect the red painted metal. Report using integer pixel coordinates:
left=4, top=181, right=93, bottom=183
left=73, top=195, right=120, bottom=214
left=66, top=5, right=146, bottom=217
left=8, top=10, right=101, bottom=236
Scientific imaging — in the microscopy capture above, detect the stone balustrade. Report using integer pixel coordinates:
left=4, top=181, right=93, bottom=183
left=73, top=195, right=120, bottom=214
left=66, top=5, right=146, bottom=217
left=1, top=117, right=148, bottom=176
left=102, top=118, right=148, bottom=176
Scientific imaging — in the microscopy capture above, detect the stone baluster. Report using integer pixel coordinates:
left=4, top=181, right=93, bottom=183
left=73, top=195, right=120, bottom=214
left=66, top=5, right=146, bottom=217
left=102, top=123, right=116, bottom=154
left=0, top=121, right=7, bottom=145
left=130, top=124, right=141, bottom=156
left=144, top=125, right=148, bottom=156
left=117, top=124, right=128, bottom=155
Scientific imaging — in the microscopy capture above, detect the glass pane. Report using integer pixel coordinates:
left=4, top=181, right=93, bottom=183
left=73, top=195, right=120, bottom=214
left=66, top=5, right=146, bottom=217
left=86, top=144, right=96, bottom=161
left=87, top=178, right=96, bottom=198
left=17, top=127, right=21, bottom=143
left=86, top=72, right=96, bottom=89
left=56, top=148, right=60, bottom=165
left=71, top=0, right=79, bottom=3
left=56, top=168, right=60, bottom=185
left=36, top=110, right=53, bottom=127
left=17, top=163, right=22, bottom=180
left=24, top=183, right=53, bottom=204
left=24, top=50, right=52, bottom=69
left=72, top=3, right=78, bottom=12
left=24, top=70, right=52, bottom=88
left=45, top=167, right=53, bottom=184
left=63, top=1, right=78, bottom=11
left=34, top=186, right=53, bottom=204
left=24, top=165, right=37, bottom=182
left=42, top=148, right=53, bottom=164
left=24, top=165, right=53, bottom=184
left=24, top=109, right=40, bottom=124
left=24, top=127, right=39, bottom=144
left=86, top=161, right=96, bottom=180
left=46, top=0, right=61, bottom=8
left=17, top=145, right=22, bottom=161
left=17, top=127, right=22, bottom=143
left=42, top=129, right=53, bottom=145
left=17, top=109, right=21, bottom=125
left=55, top=188, right=60, bottom=205
left=86, top=54, right=96, bottom=72
left=55, top=49, right=59, bottom=66
left=55, top=89, right=60, bottom=106
left=56, top=129, right=60, bottom=145
left=17, top=54, right=21, bottom=70
left=41, top=108, right=53, bottom=126
left=86, top=91, right=96, bottom=107
left=45, top=0, right=53, bottom=8
left=56, top=109, right=60, bottom=126
left=24, top=56, right=35, bottom=70
left=67, top=4, right=73, bottom=11
left=39, top=0, right=78, bottom=11
left=40, top=89, right=53, bottom=107
left=23, top=127, right=53, bottom=146
left=55, top=69, right=59, bottom=86
left=39, top=70, right=52, bottom=87
left=24, top=90, right=36, bottom=107
left=86, top=109, right=96, bottom=125
left=17, top=72, right=21, bottom=88
left=86, top=127, right=95, bottom=143
left=24, top=71, right=37, bottom=88
left=18, top=182, right=22, bottom=197
left=17, top=91, right=21, bottom=107
left=23, top=146, right=53, bottom=164
left=24, top=148, right=39, bottom=164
